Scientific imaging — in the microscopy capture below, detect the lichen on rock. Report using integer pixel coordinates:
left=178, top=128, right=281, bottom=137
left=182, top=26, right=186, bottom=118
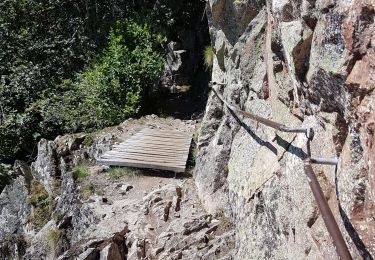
left=195, top=0, right=375, bottom=259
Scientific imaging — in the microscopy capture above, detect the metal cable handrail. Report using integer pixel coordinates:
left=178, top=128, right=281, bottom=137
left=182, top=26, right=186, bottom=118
left=209, top=82, right=352, bottom=260
left=210, top=85, right=314, bottom=140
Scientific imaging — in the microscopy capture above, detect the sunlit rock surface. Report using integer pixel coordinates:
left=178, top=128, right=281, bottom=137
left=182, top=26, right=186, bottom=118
left=195, top=0, right=374, bottom=259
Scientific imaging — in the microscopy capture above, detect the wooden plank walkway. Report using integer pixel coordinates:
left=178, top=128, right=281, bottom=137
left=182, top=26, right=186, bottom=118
left=97, top=128, right=193, bottom=172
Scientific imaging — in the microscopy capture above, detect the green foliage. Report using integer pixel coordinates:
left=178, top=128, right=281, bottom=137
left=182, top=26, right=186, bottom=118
left=83, top=134, right=95, bottom=147
left=0, top=111, right=40, bottom=163
left=0, top=0, right=129, bottom=162
left=52, top=212, right=62, bottom=223
left=109, top=167, right=140, bottom=179
left=39, top=19, right=164, bottom=133
left=0, top=0, right=206, bottom=166
left=73, top=163, right=90, bottom=179
left=204, top=45, right=214, bottom=70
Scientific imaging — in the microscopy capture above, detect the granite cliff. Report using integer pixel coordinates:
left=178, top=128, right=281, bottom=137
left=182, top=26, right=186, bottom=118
left=195, top=0, right=374, bottom=259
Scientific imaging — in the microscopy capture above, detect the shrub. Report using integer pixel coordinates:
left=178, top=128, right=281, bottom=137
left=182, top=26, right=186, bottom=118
left=83, top=133, right=94, bottom=146
left=0, top=0, right=128, bottom=162
left=0, top=111, right=40, bottom=163
left=203, top=45, right=214, bottom=70
left=73, top=163, right=90, bottom=179
left=39, top=19, right=164, bottom=133
left=0, top=15, right=165, bottom=165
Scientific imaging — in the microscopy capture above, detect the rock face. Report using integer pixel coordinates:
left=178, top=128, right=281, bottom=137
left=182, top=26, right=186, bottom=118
left=0, top=175, right=31, bottom=259
left=195, top=0, right=374, bottom=259
left=0, top=116, right=235, bottom=259
left=159, top=1, right=210, bottom=93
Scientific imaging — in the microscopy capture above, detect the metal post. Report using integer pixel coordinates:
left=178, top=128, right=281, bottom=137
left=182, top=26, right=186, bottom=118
left=304, top=161, right=352, bottom=260
left=210, top=81, right=227, bottom=86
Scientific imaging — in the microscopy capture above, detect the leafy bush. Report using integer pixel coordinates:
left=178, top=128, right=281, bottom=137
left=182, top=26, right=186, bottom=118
left=0, top=111, right=40, bottom=163
left=0, top=0, right=207, bottom=165
left=83, top=134, right=95, bottom=147
left=0, top=234, right=27, bottom=259
left=0, top=0, right=162, bottom=162
left=39, top=19, right=164, bottom=133
left=0, top=0, right=134, bottom=161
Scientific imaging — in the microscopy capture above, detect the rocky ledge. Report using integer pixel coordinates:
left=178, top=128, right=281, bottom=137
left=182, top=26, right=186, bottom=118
left=0, top=116, right=235, bottom=259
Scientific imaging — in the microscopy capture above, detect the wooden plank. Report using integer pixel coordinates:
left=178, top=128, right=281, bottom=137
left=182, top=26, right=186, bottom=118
left=100, top=154, right=186, bottom=164
left=112, top=145, right=188, bottom=152
left=97, top=159, right=185, bottom=172
left=109, top=146, right=187, bottom=154
left=135, top=133, right=191, bottom=140
left=140, top=128, right=189, bottom=133
left=106, top=150, right=186, bottom=158
left=107, top=147, right=187, bottom=154
left=103, top=152, right=185, bottom=161
left=114, top=143, right=189, bottom=149
left=126, top=135, right=191, bottom=141
left=100, top=158, right=185, bottom=168
left=139, top=131, right=191, bottom=138
left=114, top=142, right=189, bottom=149
left=99, top=156, right=185, bottom=167
left=126, top=139, right=190, bottom=145
left=140, top=129, right=191, bottom=135
left=102, top=153, right=186, bottom=162
left=105, top=149, right=187, bottom=157
left=123, top=141, right=190, bottom=148
left=97, top=127, right=193, bottom=172
left=124, top=139, right=191, bottom=145
left=100, top=158, right=185, bottom=166
left=132, top=131, right=192, bottom=138
left=136, top=134, right=191, bottom=140
left=105, top=150, right=186, bottom=158
left=128, top=135, right=191, bottom=142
